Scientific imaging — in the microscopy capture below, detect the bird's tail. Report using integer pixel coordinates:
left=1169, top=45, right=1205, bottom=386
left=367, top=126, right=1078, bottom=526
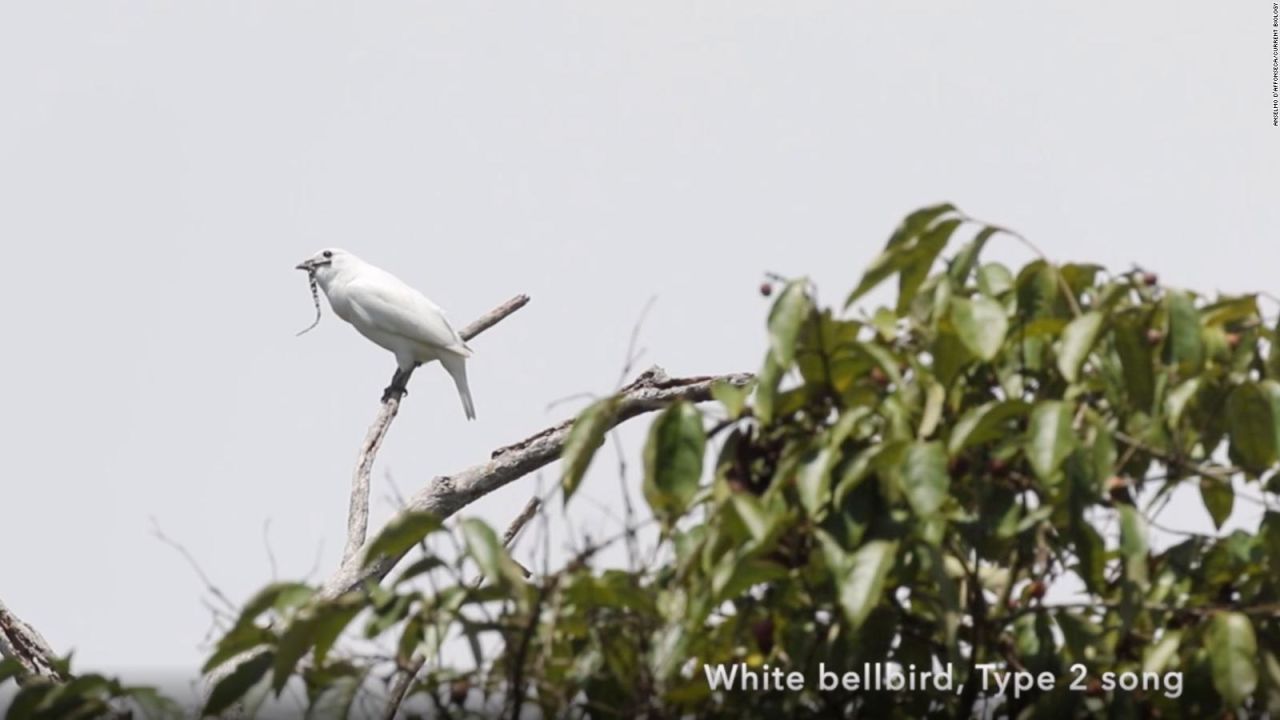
left=441, top=354, right=476, bottom=420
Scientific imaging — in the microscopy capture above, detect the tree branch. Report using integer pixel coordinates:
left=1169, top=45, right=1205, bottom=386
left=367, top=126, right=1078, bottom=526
left=340, top=294, right=532, bottom=566
left=0, top=596, right=63, bottom=683
left=323, top=366, right=752, bottom=599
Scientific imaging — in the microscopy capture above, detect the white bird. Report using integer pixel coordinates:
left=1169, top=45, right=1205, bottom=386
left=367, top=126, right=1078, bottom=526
left=295, top=248, right=476, bottom=419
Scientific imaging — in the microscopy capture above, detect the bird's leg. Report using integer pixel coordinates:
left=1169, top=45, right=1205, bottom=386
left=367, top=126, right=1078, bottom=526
left=382, top=367, right=414, bottom=403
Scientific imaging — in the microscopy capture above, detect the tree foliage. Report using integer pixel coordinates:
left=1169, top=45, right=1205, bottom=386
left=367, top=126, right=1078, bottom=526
left=5, top=205, right=1280, bottom=719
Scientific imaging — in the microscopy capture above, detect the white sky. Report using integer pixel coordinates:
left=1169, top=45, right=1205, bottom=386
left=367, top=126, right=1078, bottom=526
left=1, top=0, right=1276, bottom=688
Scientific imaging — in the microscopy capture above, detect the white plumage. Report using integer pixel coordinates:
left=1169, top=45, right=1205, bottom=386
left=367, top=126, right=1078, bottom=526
left=295, top=248, right=476, bottom=419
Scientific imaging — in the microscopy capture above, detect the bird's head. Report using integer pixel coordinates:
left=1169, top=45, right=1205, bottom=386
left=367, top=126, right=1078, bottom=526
left=295, top=248, right=353, bottom=282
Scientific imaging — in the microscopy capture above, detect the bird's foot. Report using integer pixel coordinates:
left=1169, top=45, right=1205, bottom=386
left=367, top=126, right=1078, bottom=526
left=381, top=385, right=409, bottom=403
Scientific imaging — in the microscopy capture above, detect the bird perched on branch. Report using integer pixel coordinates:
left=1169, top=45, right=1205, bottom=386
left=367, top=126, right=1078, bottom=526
left=295, top=249, right=476, bottom=419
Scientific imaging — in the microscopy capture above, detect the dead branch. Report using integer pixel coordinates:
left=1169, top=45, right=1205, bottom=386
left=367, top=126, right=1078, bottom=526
left=322, top=366, right=752, bottom=599
left=340, top=294, right=531, bottom=566
left=0, top=596, right=63, bottom=683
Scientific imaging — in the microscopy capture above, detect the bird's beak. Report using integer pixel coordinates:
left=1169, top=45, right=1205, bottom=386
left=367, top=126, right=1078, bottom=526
left=295, top=260, right=313, bottom=271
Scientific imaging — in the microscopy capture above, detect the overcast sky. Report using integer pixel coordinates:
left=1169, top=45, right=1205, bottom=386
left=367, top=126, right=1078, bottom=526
left=1, top=0, right=1276, bottom=690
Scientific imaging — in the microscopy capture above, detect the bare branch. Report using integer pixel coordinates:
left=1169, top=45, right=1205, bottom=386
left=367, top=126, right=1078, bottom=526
left=502, top=496, right=541, bottom=549
left=262, top=519, right=279, bottom=581
left=151, top=517, right=238, bottom=616
left=322, top=366, right=752, bottom=599
left=340, top=294, right=532, bottom=567
left=380, top=654, right=426, bottom=720
left=0, top=596, right=62, bottom=683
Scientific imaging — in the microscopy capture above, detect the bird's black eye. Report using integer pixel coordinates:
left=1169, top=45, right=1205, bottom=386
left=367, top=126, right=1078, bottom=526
left=322, top=250, right=333, bottom=259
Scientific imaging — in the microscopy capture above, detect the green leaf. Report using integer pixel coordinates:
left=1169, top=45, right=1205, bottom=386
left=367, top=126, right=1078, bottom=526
left=396, top=614, right=424, bottom=664
left=273, top=615, right=318, bottom=693
left=729, top=494, right=776, bottom=543
left=1057, top=311, right=1105, bottom=383
left=796, top=446, right=835, bottom=518
left=202, top=624, right=275, bottom=674
left=125, top=687, right=185, bottom=720
left=235, top=583, right=314, bottom=629
left=897, top=219, right=961, bottom=313
left=949, top=296, right=1008, bottom=361
left=0, top=658, right=24, bottom=684
left=1142, top=631, right=1183, bottom=674
left=712, top=557, right=787, bottom=601
left=948, top=226, right=997, bottom=285
left=461, top=519, right=521, bottom=586
left=1207, top=612, right=1258, bottom=708
left=931, top=329, right=972, bottom=386
left=1015, top=260, right=1062, bottom=319
left=561, top=396, right=618, bottom=504
left=835, top=540, right=898, bottom=631
left=711, top=380, right=750, bottom=419
left=1201, top=294, right=1259, bottom=327
left=1262, top=512, right=1280, bottom=561
left=1025, top=401, right=1076, bottom=481
left=312, top=598, right=364, bottom=668
left=1117, top=505, right=1148, bottom=589
left=1200, top=478, right=1234, bottom=530
left=362, top=511, right=443, bottom=568
left=768, top=281, right=811, bottom=369
left=918, top=380, right=945, bottom=439
left=846, top=204, right=958, bottom=308
left=203, top=650, right=274, bottom=716
left=305, top=669, right=364, bottom=720
left=1164, top=291, right=1204, bottom=371
left=948, top=400, right=1030, bottom=455
left=977, top=262, right=1015, bottom=298
left=1227, top=381, right=1280, bottom=472
left=1072, top=522, right=1107, bottom=594
left=1164, top=377, right=1201, bottom=428
left=755, top=351, right=782, bottom=425
left=896, top=442, right=948, bottom=517
left=643, top=402, right=706, bottom=523
left=1114, top=315, right=1156, bottom=411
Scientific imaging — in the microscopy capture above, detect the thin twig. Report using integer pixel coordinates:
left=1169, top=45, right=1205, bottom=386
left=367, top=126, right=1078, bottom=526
left=301, top=540, right=326, bottom=583
left=262, top=519, right=279, bottom=581
left=1113, top=431, right=1242, bottom=484
left=502, top=496, right=542, bottom=549
left=615, top=296, right=657, bottom=391
left=150, top=517, right=238, bottom=615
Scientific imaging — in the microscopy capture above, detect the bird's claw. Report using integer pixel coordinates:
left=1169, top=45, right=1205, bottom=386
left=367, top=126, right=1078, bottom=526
left=382, top=385, right=409, bottom=403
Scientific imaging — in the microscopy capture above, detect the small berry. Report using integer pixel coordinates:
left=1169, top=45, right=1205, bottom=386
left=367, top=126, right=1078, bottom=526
left=987, top=457, right=1009, bottom=475
left=1107, top=476, right=1134, bottom=505
left=1026, top=580, right=1046, bottom=601
left=1141, top=271, right=1158, bottom=286
left=450, top=678, right=470, bottom=706
left=1225, top=332, right=1242, bottom=350
left=759, top=282, right=773, bottom=297
left=869, top=367, right=889, bottom=386
left=752, top=618, right=775, bottom=654
left=1145, top=328, right=1164, bottom=346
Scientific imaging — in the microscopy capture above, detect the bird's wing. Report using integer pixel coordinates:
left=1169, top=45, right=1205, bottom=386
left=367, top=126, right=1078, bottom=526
left=345, top=274, right=472, bottom=356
